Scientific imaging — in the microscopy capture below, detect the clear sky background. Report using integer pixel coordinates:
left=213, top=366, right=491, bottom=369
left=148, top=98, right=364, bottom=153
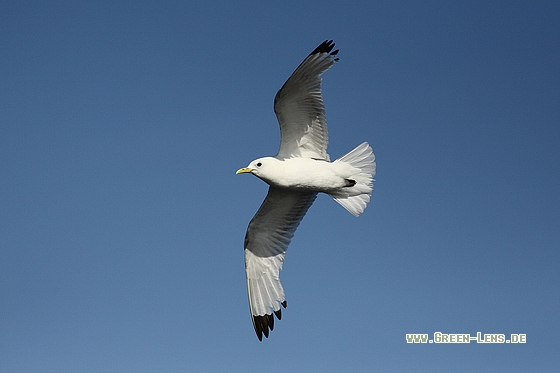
left=1, top=1, right=559, bottom=372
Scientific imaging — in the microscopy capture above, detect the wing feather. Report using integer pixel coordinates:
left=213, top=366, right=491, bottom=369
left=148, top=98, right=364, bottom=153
left=244, top=187, right=317, bottom=340
left=274, top=40, right=339, bottom=161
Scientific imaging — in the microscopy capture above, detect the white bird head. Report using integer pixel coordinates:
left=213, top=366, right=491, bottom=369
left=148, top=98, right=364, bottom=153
left=236, top=157, right=280, bottom=181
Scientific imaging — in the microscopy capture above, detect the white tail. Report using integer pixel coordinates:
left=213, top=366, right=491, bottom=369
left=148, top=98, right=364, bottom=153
left=329, top=142, right=376, bottom=216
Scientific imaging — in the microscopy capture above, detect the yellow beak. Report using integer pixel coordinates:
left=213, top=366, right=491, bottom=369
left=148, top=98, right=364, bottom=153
left=236, top=167, right=253, bottom=175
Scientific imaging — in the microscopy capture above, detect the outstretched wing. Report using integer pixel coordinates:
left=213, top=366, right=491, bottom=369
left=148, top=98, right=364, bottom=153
left=244, top=187, right=317, bottom=340
left=274, top=40, right=339, bottom=161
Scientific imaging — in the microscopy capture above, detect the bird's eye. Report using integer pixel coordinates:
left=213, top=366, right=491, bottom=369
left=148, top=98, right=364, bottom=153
left=256, top=162, right=262, bottom=167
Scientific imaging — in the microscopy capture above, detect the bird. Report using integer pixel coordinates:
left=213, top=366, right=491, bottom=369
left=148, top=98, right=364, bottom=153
left=236, top=40, right=376, bottom=341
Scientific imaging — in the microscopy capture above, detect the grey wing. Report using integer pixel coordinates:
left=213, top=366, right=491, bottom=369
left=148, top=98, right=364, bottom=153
left=244, top=187, right=317, bottom=340
left=274, top=40, right=339, bottom=161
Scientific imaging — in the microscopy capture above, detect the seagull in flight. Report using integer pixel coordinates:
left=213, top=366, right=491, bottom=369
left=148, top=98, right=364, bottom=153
left=236, top=40, right=376, bottom=341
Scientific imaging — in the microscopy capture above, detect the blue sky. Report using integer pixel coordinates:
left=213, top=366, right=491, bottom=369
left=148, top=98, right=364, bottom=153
left=1, top=1, right=559, bottom=371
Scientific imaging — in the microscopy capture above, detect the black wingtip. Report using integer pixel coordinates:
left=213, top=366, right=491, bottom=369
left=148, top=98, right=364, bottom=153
left=253, top=301, right=288, bottom=341
left=253, top=314, right=273, bottom=341
left=310, top=40, right=339, bottom=59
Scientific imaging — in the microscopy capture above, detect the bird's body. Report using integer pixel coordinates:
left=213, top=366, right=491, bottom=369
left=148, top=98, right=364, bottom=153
left=241, top=157, right=355, bottom=191
left=237, top=40, right=376, bottom=340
